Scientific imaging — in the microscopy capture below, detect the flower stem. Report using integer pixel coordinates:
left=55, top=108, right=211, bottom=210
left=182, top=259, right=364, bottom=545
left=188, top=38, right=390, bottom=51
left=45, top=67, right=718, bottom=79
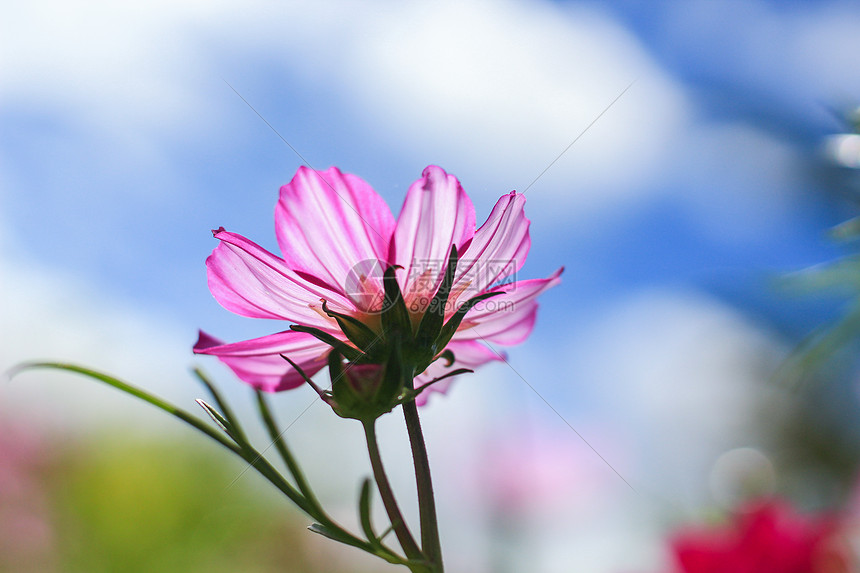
left=362, top=420, right=425, bottom=565
left=403, top=399, right=443, bottom=572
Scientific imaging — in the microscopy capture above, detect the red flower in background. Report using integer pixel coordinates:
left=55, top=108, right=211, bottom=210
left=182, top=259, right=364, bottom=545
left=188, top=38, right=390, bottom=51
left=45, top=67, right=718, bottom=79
left=670, top=499, right=852, bottom=573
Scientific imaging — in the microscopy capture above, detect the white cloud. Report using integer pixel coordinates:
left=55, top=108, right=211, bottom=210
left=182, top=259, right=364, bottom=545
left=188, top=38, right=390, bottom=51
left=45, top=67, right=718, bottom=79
left=1, top=0, right=689, bottom=219
left=0, top=0, right=221, bottom=135
left=330, top=0, right=690, bottom=215
left=0, top=244, right=198, bottom=435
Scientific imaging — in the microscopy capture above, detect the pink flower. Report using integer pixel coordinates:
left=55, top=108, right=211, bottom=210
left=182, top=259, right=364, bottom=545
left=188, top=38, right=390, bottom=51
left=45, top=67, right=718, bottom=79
left=670, top=499, right=851, bottom=573
left=194, top=165, right=561, bottom=403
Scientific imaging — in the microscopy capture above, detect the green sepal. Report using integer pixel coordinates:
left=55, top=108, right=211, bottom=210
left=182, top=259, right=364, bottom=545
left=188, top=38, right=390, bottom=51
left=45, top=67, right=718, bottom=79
left=399, top=368, right=473, bottom=404
left=289, top=324, right=364, bottom=362
left=381, top=336, right=409, bottom=398
left=415, top=245, right=458, bottom=350
left=280, top=354, right=332, bottom=404
left=435, top=349, right=455, bottom=367
left=326, top=345, right=405, bottom=423
left=432, top=291, right=505, bottom=362
left=327, top=347, right=348, bottom=414
left=381, top=265, right=412, bottom=342
left=321, top=300, right=381, bottom=355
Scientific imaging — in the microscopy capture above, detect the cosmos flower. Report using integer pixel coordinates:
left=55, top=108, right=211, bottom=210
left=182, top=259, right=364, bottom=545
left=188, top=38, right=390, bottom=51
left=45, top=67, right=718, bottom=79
left=194, top=165, right=561, bottom=404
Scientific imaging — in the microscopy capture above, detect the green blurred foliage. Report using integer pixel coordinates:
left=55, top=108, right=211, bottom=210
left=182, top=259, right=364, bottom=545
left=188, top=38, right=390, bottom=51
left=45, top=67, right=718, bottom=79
left=15, top=433, right=361, bottom=573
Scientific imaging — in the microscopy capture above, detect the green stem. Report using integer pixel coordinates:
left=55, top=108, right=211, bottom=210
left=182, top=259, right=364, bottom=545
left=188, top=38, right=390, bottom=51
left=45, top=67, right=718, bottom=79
left=403, top=399, right=443, bottom=572
left=7, top=362, right=401, bottom=563
left=255, top=390, right=323, bottom=511
left=363, top=420, right=425, bottom=564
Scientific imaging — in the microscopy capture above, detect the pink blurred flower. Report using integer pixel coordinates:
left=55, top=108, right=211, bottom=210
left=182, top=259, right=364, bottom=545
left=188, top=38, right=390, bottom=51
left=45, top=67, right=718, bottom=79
left=670, top=499, right=852, bottom=573
left=195, top=165, right=561, bottom=403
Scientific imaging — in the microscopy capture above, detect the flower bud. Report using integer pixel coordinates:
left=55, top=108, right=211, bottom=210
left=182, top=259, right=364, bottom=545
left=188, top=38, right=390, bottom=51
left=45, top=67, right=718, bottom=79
left=326, top=346, right=408, bottom=423
left=344, top=363, right=387, bottom=400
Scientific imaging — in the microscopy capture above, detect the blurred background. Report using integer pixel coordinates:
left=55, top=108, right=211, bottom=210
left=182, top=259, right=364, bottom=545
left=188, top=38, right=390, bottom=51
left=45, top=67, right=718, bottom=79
left=3, top=0, right=860, bottom=571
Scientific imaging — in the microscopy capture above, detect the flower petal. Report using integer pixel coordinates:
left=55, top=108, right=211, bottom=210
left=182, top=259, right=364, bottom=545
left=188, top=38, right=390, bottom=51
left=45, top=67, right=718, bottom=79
left=207, top=229, right=348, bottom=330
left=392, top=166, right=476, bottom=303
left=456, top=191, right=531, bottom=296
left=194, top=330, right=329, bottom=392
left=452, top=268, right=563, bottom=345
left=275, top=166, right=395, bottom=309
left=414, top=340, right=504, bottom=406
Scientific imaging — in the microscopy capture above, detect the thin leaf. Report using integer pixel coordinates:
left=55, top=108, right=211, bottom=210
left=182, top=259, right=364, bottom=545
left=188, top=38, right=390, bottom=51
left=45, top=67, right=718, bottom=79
left=8, top=363, right=386, bottom=557
left=776, top=301, right=860, bottom=387
left=777, top=257, right=860, bottom=295
left=8, top=362, right=240, bottom=453
left=195, top=398, right=235, bottom=438
left=308, top=523, right=357, bottom=545
left=192, top=367, right=248, bottom=443
left=308, top=522, right=407, bottom=565
left=358, top=478, right=382, bottom=548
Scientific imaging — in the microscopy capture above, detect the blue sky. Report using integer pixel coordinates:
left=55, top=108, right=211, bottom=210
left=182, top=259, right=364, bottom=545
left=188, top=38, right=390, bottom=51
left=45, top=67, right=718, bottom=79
left=4, top=1, right=860, bottom=570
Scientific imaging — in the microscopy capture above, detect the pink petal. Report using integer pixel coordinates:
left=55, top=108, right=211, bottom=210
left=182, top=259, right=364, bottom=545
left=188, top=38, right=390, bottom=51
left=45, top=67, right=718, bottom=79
left=459, top=303, right=539, bottom=345
left=456, top=191, right=531, bottom=296
left=452, top=268, right=563, bottom=345
left=207, top=229, right=349, bottom=330
left=392, top=166, right=477, bottom=302
left=414, top=340, right=504, bottom=406
left=194, top=330, right=330, bottom=392
left=275, top=167, right=395, bottom=309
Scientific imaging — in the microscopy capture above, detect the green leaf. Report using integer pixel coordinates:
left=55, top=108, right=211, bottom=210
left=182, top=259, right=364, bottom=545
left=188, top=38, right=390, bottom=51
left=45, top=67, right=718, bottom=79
left=308, top=522, right=356, bottom=545
left=195, top=399, right=235, bottom=439
left=7, top=362, right=394, bottom=558
left=776, top=301, right=860, bottom=386
left=778, top=256, right=860, bottom=295
left=7, top=362, right=240, bottom=454
left=358, top=478, right=382, bottom=548
left=192, top=368, right=248, bottom=444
